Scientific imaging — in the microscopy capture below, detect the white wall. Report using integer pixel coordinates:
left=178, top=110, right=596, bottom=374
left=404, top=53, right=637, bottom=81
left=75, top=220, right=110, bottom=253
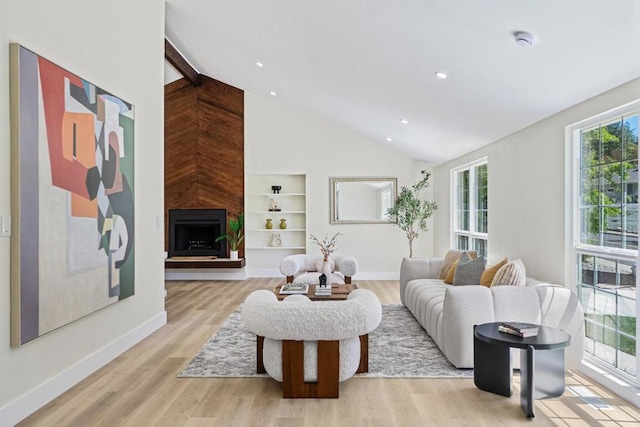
left=0, top=1, right=166, bottom=424
left=433, top=78, right=640, bottom=287
left=245, top=93, right=436, bottom=276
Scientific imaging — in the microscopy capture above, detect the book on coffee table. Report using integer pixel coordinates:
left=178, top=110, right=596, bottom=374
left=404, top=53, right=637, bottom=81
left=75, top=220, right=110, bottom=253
left=279, top=283, right=310, bottom=295
left=314, top=285, right=332, bottom=296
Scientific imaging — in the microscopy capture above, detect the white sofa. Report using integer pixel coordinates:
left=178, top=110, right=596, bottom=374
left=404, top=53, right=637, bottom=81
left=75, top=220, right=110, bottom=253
left=400, top=257, right=585, bottom=369
left=279, top=254, right=358, bottom=284
left=242, top=288, right=381, bottom=397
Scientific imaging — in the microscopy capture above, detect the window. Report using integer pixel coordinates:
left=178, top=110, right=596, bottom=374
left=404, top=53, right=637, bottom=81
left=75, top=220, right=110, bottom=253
left=379, top=188, right=392, bottom=219
left=452, top=159, right=488, bottom=258
left=569, top=102, right=639, bottom=385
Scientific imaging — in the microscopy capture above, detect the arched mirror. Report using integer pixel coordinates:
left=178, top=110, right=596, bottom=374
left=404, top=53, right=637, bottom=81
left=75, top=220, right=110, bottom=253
left=330, top=177, right=397, bottom=224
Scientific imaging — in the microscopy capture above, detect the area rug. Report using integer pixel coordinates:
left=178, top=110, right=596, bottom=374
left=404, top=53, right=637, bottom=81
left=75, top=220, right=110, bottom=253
left=178, top=304, right=474, bottom=379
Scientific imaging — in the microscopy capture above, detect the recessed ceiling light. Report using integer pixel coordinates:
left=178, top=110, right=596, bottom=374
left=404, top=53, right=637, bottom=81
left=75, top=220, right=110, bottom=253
left=435, top=71, right=448, bottom=79
left=269, top=91, right=277, bottom=96
left=400, top=119, right=408, bottom=125
left=255, top=61, right=264, bottom=68
left=386, top=137, right=393, bottom=142
left=514, top=31, right=535, bottom=47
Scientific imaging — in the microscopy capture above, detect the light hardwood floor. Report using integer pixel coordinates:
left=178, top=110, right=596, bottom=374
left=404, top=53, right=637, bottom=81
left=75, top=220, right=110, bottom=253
left=19, top=279, right=640, bottom=426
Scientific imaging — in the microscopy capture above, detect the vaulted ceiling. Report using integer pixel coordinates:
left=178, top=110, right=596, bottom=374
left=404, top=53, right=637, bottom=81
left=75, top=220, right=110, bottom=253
left=165, top=0, right=640, bottom=164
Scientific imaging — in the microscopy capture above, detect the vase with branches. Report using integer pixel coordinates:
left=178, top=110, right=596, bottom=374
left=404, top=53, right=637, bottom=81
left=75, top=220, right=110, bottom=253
left=309, top=232, right=341, bottom=287
left=309, top=232, right=341, bottom=260
left=386, top=171, right=437, bottom=257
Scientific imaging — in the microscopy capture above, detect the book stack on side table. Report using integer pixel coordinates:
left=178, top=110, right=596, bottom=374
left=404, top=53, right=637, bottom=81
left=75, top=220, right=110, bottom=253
left=498, top=322, right=539, bottom=337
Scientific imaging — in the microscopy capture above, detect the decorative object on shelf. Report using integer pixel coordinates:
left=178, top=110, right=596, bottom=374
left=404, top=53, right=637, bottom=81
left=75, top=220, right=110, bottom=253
left=270, top=233, right=283, bottom=247
left=215, top=213, right=244, bottom=258
left=265, top=218, right=273, bottom=229
left=271, top=185, right=282, bottom=194
left=269, top=198, right=281, bottom=211
left=385, top=170, right=437, bottom=257
left=279, top=218, right=287, bottom=229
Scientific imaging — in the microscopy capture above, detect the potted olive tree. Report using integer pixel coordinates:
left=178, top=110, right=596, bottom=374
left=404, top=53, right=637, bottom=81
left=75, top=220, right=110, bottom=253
left=386, top=171, right=437, bottom=257
left=215, top=213, right=244, bottom=260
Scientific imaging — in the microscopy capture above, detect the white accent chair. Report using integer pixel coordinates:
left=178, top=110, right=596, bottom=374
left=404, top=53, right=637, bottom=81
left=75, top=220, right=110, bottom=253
left=242, top=288, right=381, bottom=398
left=279, top=254, right=358, bottom=284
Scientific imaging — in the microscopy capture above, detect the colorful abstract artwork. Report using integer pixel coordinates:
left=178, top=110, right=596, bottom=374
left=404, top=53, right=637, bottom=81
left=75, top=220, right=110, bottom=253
left=9, top=44, right=135, bottom=346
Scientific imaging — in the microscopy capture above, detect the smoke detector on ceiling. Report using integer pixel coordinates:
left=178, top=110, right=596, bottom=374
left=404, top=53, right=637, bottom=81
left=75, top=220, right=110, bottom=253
left=514, top=31, right=535, bottom=47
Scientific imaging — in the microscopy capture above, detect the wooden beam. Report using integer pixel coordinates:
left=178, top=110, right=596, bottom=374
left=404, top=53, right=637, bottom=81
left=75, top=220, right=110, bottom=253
left=165, top=38, right=202, bottom=86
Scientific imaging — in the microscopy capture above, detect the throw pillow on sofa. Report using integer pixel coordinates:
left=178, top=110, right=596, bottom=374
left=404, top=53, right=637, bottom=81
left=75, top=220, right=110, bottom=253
left=453, top=251, right=486, bottom=285
left=480, top=257, right=508, bottom=287
left=444, top=260, right=459, bottom=284
left=438, top=249, right=477, bottom=279
left=491, top=259, right=526, bottom=286
left=444, top=252, right=479, bottom=284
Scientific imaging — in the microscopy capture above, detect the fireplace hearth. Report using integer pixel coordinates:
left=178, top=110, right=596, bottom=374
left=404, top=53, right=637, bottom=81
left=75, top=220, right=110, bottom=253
left=168, top=209, right=227, bottom=258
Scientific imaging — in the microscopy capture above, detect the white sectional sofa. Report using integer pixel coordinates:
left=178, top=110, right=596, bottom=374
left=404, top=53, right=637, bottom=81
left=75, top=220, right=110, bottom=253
left=400, top=257, right=585, bottom=369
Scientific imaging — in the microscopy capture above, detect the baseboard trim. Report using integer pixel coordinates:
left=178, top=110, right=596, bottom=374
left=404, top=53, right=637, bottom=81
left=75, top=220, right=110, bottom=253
left=0, top=311, right=167, bottom=427
left=246, top=268, right=281, bottom=278
left=165, top=268, right=247, bottom=280
left=244, top=270, right=399, bottom=280
left=354, top=272, right=399, bottom=280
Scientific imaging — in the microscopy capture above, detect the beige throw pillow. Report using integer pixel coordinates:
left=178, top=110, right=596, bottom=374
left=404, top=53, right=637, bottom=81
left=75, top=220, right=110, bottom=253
left=444, top=260, right=459, bottom=284
left=438, top=249, right=477, bottom=279
left=491, top=259, right=526, bottom=287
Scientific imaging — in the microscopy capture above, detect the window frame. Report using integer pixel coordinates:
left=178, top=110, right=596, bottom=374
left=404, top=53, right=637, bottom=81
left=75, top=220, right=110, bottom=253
left=451, top=158, right=488, bottom=257
left=567, top=100, right=640, bottom=390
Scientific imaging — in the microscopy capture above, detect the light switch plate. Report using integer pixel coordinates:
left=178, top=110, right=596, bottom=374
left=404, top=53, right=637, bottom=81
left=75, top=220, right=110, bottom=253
left=1, top=215, right=11, bottom=237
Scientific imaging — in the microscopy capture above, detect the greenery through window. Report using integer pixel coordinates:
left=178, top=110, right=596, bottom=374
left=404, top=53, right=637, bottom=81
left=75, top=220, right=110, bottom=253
left=580, top=116, right=638, bottom=250
left=452, top=160, right=488, bottom=259
left=573, top=107, right=638, bottom=382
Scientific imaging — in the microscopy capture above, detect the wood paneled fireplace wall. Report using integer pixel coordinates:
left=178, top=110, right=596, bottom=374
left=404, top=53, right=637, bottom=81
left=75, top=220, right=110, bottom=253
left=164, top=76, right=244, bottom=258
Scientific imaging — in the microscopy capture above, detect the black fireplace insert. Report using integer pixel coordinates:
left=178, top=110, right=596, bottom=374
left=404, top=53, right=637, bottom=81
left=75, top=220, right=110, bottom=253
left=168, top=208, right=227, bottom=258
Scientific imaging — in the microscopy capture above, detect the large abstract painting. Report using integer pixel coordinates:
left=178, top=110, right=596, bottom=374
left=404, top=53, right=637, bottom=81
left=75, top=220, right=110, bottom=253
left=9, top=44, right=135, bottom=346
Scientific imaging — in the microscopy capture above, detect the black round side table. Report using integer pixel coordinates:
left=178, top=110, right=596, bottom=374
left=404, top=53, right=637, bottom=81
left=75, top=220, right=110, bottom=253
left=474, top=322, right=571, bottom=419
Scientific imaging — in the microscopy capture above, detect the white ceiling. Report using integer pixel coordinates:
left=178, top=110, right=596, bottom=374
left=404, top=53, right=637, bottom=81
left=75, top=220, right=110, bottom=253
left=165, top=0, right=640, bottom=165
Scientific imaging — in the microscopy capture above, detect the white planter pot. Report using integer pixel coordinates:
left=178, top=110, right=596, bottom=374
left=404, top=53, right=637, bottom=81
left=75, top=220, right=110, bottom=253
left=230, top=250, right=239, bottom=260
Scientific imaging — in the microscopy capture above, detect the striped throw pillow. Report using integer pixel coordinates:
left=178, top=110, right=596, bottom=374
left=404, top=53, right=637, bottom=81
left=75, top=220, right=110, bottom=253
left=480, top=258, right=508, bottom=287
left=491, top=259, right=526, bottom=286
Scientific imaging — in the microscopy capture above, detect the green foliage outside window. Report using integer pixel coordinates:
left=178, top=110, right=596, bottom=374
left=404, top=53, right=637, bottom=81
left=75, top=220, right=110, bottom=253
left=581, top=117, right=638, bottom=248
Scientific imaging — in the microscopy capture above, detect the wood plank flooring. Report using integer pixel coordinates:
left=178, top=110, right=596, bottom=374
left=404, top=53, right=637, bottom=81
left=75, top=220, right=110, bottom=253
left=18, top=279, right=640, bottom=426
